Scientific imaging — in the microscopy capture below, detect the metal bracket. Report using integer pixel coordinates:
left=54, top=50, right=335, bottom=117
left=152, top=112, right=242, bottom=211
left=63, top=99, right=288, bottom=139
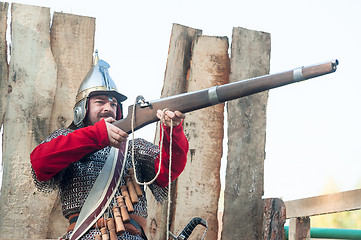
left=208, top=86, right=220, bottom=105
left=293, top=67, right=305, bottom=82
left=136, top=95, right=151, bottom=108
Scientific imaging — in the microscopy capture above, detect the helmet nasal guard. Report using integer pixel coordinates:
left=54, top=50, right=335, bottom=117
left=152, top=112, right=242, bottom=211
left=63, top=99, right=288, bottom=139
left=73, top=52, right=127, bottom=127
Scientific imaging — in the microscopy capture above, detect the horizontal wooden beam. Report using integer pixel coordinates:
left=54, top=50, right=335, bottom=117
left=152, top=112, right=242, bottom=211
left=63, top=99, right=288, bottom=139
left=284, top=188, right=361, bottom=218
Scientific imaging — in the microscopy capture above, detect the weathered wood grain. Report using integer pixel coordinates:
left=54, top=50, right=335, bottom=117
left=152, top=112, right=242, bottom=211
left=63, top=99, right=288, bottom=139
left=46, top=12, right=95, bottom=237
left=289, top=217, right=311, bottom=240
left=146, top=23, right=201, bottom=240
left=263, top=198, right=286, bottom=240
left=0, top=2, right=9, bottom=126
left=49, top=12, right=95, bottom=131
left=173, top=35, right=229, bottom=240
left=222, top=27, right=270, bottom=240
left=0, top=3, right=96, bottom=238
left=285, top=188, right=361, bottom=218
left=0, top=3, right=58, bottom=238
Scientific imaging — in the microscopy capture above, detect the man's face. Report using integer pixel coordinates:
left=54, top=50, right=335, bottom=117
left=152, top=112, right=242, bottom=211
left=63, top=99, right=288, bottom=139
left=85, top=95, right=118, bottom=126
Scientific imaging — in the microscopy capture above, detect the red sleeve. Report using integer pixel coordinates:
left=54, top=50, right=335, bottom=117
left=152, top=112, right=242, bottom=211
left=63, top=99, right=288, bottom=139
left=30, top=120, right=109, bottom=181
left=154, top=122, right=189, bottom=187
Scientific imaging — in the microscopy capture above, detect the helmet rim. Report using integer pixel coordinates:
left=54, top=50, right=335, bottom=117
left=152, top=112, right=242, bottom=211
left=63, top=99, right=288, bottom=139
left=73, top=56, right=127, bottom=128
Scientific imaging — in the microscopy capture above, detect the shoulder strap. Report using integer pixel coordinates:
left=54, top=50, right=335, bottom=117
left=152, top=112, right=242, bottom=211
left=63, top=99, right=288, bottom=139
left=70, top=142, right=128, bottom=240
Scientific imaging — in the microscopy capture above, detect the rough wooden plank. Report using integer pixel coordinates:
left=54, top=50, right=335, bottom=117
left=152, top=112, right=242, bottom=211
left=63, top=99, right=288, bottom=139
left=263, top=198, right=286, bottom=240
left=222, top=27, right=270, bottom=240
left=46, top=12, right=95, bottom=237
left=289, top=217, right=311, bottom=240
left=49, top=12, right=95, bottom=131
left=146, top=23, right=202, bottom=240
left=0, top=3, right=58, bottom=238
left=160, top=23, right=202, bottom=98
left=0, top=2, right=9, bottom=126
left=285, top=188, right=361, bottom=219
left=172, top=35, right=229, bottom=240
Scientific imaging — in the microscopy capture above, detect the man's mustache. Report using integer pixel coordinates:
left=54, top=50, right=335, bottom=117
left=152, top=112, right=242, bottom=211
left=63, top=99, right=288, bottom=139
left=99, top=113, right=115, bottom=118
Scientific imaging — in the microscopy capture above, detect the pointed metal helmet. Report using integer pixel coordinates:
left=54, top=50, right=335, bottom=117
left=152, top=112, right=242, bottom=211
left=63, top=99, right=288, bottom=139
left=73, top=51, right=127, bottom=127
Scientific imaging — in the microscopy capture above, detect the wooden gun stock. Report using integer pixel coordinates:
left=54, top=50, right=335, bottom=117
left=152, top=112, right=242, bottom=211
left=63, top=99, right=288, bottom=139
left=114, top=60, right=338, bottom=133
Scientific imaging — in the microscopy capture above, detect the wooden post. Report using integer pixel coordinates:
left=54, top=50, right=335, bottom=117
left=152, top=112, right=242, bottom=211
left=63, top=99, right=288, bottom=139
left=222, top=27, right=271, bottom=240
left=146, top=23, right=202, bottom=240
left=0, top=3, right=58, bottom=238
left=0, top=3, right=95, bottom=238
left=173, top=35, right=229, bottom=239
left=49, top=12, right=95, bottom=131
left=289, top=217, right=311, bottom=240
left=0, top=2, right=9, bottom=126
left=47, top=11, right=95, bottom=237
left=263, top=198, right=286, bottom=240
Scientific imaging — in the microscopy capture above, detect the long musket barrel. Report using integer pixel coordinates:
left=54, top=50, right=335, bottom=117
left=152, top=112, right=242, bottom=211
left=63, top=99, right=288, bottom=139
left=114, top=59, right=338, bottom=133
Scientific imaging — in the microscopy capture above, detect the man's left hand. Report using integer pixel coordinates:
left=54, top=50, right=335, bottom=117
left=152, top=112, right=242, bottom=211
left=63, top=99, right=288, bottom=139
left=156, top=110, right=185, bottom=127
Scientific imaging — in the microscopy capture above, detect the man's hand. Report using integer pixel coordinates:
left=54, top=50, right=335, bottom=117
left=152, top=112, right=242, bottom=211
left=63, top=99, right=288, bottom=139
left=104, top=117, right=128, bottom=148
left=156, top=110, right=185, bottom=127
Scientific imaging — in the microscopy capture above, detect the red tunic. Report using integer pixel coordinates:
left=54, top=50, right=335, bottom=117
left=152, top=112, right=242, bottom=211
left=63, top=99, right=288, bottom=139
left=30, top=119, right=188, bottom=187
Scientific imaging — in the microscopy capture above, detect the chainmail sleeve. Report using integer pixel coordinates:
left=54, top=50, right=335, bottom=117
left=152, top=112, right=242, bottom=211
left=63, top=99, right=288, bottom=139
left=31, top=128, right=74, bottom=193
left=127, top=138, right=168, bottom=203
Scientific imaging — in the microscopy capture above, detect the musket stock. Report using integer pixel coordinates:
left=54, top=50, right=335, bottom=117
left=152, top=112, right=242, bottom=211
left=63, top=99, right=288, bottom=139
left=114, top=60, right=338, bottom=133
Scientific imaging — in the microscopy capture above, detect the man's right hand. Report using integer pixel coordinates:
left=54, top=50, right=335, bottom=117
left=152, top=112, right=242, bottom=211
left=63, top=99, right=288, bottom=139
left=104, top=117, right=128, bottom=148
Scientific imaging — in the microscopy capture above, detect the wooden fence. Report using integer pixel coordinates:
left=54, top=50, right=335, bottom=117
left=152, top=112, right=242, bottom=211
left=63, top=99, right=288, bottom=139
left=1, top=3, right=357, bottom=240
left=285, top=188, right=361, bottom=239
left=4, top=2, right=343, bottom=240
left=0, top=2, right=95, bottom=238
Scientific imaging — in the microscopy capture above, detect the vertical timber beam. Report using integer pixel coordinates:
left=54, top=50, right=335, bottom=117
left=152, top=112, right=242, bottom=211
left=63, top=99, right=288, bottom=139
left=49, top=12, right=95, bottom=132
left=173, top=35, right=229, bottom=239
left=0, top=3, right=96, bottom=238
left=289, top=217, right=311, bottom=240
left=0, top=2, right=9, bottom=126
left=47, top=12, right=95, bottom=237
left=147, top=23, right=202, bottom=240
left=222, top=27, right=270, bottom=240
left=160, top=24, right=202, bottom=98
left=0, top=3, right=58, bottom=238
left=263, top=198, right=286, bottom=240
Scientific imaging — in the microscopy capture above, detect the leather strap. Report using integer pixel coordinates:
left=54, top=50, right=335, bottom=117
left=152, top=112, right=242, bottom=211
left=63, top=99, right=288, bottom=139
left=70, top=143, right=128, bottom=240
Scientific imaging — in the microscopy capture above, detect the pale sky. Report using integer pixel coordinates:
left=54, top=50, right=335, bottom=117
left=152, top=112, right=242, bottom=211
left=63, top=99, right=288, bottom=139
left=1, top=0, right=361, bottom=201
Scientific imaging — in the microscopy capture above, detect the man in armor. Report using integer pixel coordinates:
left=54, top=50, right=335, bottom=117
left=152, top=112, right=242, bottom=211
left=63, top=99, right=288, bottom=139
left=30, top=54, right=189, bottom=240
